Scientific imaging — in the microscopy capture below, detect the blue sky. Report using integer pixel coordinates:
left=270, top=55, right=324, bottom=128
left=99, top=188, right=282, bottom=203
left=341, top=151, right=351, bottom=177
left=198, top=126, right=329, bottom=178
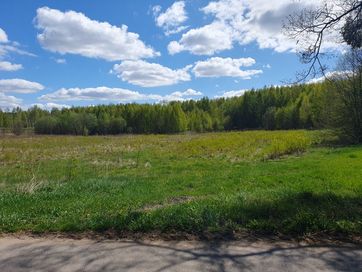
left=0, top=0, right=340, bottom=110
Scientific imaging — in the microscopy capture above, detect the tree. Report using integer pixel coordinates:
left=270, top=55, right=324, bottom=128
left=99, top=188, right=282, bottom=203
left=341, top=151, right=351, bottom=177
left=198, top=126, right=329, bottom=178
left=298, top=93, right=313, bottom=128
left=78, top=113, right=97, bottom=135
left=342, top=12, right=362, bottom=48
left=108, top=117, right=127, bottom=134
left=0, top=82, right=334, bottom=135
left=327, top=49, right=362, bottom=143
left=97, top=111, right=111, bottom=135
left=262, top=107, right=277, bottom=130
left=35, top=116, right=58, bottom=134
left=28, top=106, right=44, bottom=128
left=166, top=103, right=187, bottom=133
left=284, top=0, right=362, bottom=81
left=12, top=119, right=24, bottom=135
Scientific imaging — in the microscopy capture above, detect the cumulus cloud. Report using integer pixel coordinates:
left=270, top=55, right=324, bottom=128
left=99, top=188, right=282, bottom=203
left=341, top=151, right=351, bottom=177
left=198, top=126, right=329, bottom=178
left=0, top=79, right=44, bottom=94
left=200, top=0, right=303, bottom=52
left=112, top=60, right=192, bottom=87
left=0, top=92, right=22, bottom=109
left=0, top=28, right=8, bottom=43
left=35, top=7, right=159, bottom=61
left=39, top=86, right=203, bottom=103
left=306, top=71, right=352, bottom=84
left=0, top=61, right=23, bottom=71
left=153, top=1, right=188, bottom=35
left=215, top=89, right=248, bottom=98
left=39, top=87, right=162, bottom=102
left=193, top=57, right=262, bottom=78
left=169, top=0, right=338, bottom=55
left=162, top=88, right=203, bottom=102
left=168, top=22, right=233, bottom=55
left=31, top=102, right=70, bottom=110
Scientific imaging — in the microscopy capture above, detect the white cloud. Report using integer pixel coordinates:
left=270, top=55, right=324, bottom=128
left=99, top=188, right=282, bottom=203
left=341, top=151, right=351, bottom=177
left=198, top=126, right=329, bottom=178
left=31, top=102, right=70, bottom=110
left=182, top=88, right=202, bottom=96
left=35, top=7, right=159, bottom=61
left=112, top=60, right=192, bottom=87
left=152, top=5, right=162, bottom=15
left=0, top=28, right=8, bottom=43
left=0, top=43, right=36, bottom=58
left=0, top=79, right=45, bottom=94
left=165, top=26, right=189, bottom=36
left=201, top=0, right=310, bottom=52
left=162, top=88, right=203, bottom=102
left=168, top=22, right=233, bottom=55
left=202, top=0, right=245, bottom=21
left=39, top=86, right=203, bottom=104
left=169, top=0, right=339, bottom=55
left=193, top=57, right=262, bottom=78
left=0, top=28, right=34, bottom=69
left=306, top=71, right=352, bottom=84
left=215, top=89, right=248, bottom=98
left=0, top=61, right=23, bottom=71
left=55, top=58, right=66, bottom=64
left=0, top=92, right=22, bottom=109
left=39, top=87, right=162, bottom=102
left=153, top=1, right=188, bottom=35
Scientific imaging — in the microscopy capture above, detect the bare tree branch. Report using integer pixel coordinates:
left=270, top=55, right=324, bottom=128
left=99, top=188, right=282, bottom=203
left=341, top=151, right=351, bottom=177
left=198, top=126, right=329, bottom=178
left=283, top=0, right=362, bottom=83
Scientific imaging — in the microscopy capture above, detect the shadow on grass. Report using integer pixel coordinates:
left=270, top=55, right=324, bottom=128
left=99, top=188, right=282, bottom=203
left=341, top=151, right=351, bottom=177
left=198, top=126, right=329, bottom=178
left=91, top=192, right=362, bottom=237
left=0, top=191, right=361, bottom=239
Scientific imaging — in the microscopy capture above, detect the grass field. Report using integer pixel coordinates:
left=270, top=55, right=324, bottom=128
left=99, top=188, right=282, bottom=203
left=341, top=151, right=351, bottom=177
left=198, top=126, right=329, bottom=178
left=0, top=130, right=361, bottom=237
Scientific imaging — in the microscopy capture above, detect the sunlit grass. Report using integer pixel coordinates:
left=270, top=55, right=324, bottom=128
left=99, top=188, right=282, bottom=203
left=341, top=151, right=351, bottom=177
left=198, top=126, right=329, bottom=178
left=0, top=130, right=361, bottom=236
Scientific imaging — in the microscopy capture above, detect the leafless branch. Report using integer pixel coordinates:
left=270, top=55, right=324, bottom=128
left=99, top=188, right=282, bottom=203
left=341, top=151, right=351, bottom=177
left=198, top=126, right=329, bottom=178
left=283, top=0, right=362, bottom=83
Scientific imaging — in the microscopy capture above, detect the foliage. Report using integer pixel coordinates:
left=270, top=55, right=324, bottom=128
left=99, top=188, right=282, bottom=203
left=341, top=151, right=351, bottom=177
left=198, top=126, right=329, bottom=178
left=11, top=119, right=24, bottom=136
left=108, top=117, right=127, bottom=135
left=342, top=12, right=362, bottom=49
left=0, top=82, right=333, bottom=135
left=324, top=49, right=362, bottom=143
left=34, top=116, right=58, bottom=134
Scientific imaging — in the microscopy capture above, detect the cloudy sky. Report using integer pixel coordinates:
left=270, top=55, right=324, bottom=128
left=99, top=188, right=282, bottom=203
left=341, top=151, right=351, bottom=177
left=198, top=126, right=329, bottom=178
left=0, top=0, right=341, bottom=110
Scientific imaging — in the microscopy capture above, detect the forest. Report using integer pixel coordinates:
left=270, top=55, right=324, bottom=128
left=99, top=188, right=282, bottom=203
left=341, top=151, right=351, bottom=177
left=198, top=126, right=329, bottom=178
left=0, top=79, right=361, bottom=143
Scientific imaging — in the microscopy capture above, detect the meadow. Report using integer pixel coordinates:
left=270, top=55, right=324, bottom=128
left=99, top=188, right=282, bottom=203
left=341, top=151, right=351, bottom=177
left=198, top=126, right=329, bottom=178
left=0, top=130, right=361, bottom=238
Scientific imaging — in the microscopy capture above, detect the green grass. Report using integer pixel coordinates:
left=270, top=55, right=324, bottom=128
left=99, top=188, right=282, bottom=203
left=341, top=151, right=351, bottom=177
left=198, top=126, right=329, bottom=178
left=0, top=130, right=361, bottom=237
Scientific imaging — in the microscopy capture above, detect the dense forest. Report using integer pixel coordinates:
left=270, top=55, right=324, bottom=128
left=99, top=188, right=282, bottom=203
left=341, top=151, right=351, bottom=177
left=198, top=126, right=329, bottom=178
left=0, top=82, right=331, bottom=135
left=1, top=73, right=362, bottom=143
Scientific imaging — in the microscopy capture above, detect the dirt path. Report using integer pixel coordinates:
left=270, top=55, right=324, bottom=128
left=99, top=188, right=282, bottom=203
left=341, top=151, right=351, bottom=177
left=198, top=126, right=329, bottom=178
left=0, top=237, right=361, bottom=271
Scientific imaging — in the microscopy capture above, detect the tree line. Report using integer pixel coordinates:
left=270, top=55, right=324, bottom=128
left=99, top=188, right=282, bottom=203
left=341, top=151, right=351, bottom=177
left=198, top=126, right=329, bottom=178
left=1, top=64, right=361, bottom=143
left=0, top=82, right=340, bottom=133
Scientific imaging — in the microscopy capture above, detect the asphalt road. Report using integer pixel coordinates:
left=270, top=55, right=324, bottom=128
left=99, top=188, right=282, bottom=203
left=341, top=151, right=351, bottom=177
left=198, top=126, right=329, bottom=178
left=0, top=237, right=361, bottom=271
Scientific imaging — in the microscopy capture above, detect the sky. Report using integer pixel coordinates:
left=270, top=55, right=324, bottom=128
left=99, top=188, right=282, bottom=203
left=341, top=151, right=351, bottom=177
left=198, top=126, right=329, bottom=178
left=0, top=0, right=342, bottom=110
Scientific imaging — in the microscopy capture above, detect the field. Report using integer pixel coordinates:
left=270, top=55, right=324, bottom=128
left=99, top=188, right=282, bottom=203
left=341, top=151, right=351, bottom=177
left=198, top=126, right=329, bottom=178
left=0, top=130, right=361, bottom=238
